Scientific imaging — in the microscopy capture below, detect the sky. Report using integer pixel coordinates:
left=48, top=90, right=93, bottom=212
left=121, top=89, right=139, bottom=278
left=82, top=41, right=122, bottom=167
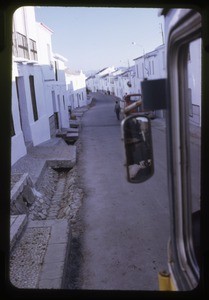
left=35, top=7, right=165, bottom=73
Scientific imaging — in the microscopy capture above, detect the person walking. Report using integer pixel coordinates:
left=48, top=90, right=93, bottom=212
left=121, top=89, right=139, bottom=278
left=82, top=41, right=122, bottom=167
left=114, top=101, right=121, bottom=120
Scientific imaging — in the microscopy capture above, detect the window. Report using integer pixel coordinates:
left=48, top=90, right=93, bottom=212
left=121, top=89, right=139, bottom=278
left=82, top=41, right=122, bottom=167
left=12, top=32, right=18, bottom=56
left=162, top=51, right=165, bottom=69
left=152, top=61, right=154, bottom=74
left=71, top=94, right=74, bottom=101
left=142, top=62, right=144, bottom=78
left=187, top=49, right=191, bottom=61
left=63, top=95, right=66, bottom=109
left=11, top=114, right=15, bottom=137
left=136, top=65, right=139, bottom=78
left=55, top=61, right=58, bottom=81
left=188, top=88, right=193, bottom=116
left=15, top=77, right=23, bottom=131
left=16, top=32, right=29, bottom=59
left=54, top=112, right=59, bottom=129
left=29, top=75, right=38, bottom=121
left=29, top=39, right=38, bottom=61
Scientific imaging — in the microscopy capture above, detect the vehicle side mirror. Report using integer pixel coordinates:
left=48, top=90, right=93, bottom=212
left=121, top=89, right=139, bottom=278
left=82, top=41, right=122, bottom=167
left=121, top=114, right=154, bottom=183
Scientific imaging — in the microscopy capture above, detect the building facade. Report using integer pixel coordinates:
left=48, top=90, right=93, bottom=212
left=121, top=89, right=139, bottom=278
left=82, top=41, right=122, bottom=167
left=11, top=6, right=87, bottom=165
left=65, top=70, right=87, bottom=110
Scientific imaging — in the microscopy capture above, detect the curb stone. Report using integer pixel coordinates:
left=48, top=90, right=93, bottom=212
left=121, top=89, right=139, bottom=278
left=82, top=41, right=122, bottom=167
left=27, top=219, right=71, bottom=289
left=10, top=214, right=28, bottom=251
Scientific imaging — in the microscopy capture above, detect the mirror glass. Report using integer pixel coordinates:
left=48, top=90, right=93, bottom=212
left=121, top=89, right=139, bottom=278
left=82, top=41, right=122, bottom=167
left=122, top=114, right=154, bottom=183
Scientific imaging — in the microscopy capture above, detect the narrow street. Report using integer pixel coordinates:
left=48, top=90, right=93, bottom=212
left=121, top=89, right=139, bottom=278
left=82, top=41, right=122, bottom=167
left=68, top=92, right=170, bottom=290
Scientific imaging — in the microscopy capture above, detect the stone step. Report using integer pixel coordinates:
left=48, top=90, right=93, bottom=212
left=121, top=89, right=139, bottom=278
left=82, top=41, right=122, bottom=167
left=67, top=128, right=79, bottom=133
left=73, top=112, right=83, bottom=118
left=73, top=107, right=88, bottom=113
left=66, top=133, right=79, bottom=138
left=64, top=133, right=79, bottom=145
left=10, top=214, right=28, bottom=251
left=69, top=120, right=80, bottom=128
left=56, top=131, right=67, bottom=138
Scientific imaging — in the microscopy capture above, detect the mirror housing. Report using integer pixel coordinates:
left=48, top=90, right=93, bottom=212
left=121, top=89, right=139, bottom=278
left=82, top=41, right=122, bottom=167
left=121, top=114, right=154, bottom=183
left=141, top=79, right=167, bottom=110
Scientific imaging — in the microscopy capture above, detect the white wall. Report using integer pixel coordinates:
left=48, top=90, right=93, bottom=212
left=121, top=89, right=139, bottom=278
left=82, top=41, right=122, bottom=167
left=11, top=62, right=27, bottom=165
left=163, top=9, right=201, bottom=126
left=36, top=22, right=53, bottom=66
left=66, top=71, right=87, bottom=109
left=44, top=84, right=55, bottom=117
left=156, top=46, right=166, bottom=78
left=86, top=76, right=94, bottom=92
left=13, top=6, right=37, bottom=39
left=11, top=6, right=73, bottom=165
left=188, top=38, right=201, bottom=125
left=20, top=64, right=51, bottom=146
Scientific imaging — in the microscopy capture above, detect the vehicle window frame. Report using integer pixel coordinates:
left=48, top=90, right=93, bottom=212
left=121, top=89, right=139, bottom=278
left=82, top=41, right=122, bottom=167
left=166, top=9, right=201, bottom=290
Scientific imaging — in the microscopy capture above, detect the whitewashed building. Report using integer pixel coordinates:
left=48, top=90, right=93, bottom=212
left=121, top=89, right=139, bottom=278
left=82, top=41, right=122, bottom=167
left=86, top=66, right=115, bottom=93
left=133, top=44, right=166, bottom=88
left=187, top=39, right=201, bottom=126
left=160, top=9, right=201, bottom=126
left=51, top=53, right=70, bottom=130
left=110, top=68, right=128, bottom=98
left=12, top=6, right=53, bottom=165
left=11, top=6, right=87, bottom=165
left=65, top=70, right=87, bottom=109
left=133, top=44, right=166, bottom=118
left=85, top=75, right=97, bottom=93
left=114, top=68, right=133, bottom=99
left=86, top=46, right=166, bottom=108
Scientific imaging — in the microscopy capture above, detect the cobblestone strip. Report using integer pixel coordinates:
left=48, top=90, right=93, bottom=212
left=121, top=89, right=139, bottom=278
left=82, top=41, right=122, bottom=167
left=47, top=173, right=67, bottom=219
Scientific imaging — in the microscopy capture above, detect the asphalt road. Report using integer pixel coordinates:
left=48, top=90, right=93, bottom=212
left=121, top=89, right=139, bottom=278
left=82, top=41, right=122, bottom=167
left=76, top=92, right=170, bottom=291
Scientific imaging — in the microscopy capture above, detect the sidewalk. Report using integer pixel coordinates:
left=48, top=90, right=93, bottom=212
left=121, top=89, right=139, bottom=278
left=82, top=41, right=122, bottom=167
left=11, top=137, right=76, bottom=186
left=10, top=107, right=88, bottom=289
